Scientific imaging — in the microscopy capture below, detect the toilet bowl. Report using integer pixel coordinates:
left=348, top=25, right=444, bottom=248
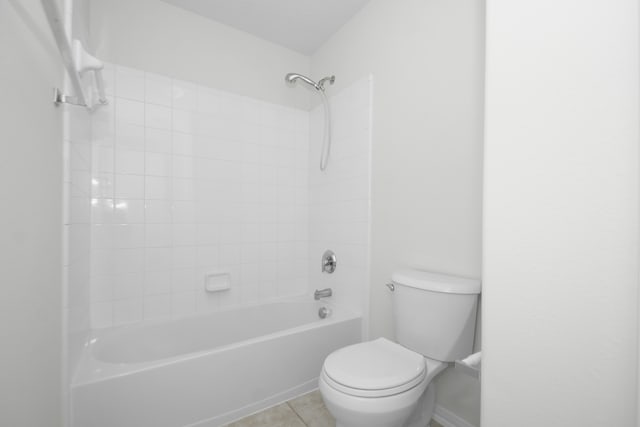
left=319, top=338, right=446, bottom=427
left=318, top=269, right=481, bottom=427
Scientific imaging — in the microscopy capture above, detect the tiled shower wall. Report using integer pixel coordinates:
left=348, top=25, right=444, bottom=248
left=308, top=76, right=372, bottom=322
left=88, top=65, right=310, bottom=328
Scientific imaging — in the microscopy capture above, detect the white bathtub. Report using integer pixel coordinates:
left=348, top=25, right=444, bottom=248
left=71, top=298, right=362, bottom=427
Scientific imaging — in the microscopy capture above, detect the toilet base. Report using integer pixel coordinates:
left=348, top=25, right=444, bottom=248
left=333, top=384, right=435, bottom=427
left=320, top=376, right=436, bottom=427
left=404, top=382, right=436, bottom=427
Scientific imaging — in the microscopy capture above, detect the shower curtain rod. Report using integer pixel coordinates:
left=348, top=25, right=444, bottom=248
left=41, top=0, right=108, bottom=110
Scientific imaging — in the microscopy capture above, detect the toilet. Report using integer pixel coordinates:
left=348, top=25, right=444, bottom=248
left=319, top=269, right=481, bottom=427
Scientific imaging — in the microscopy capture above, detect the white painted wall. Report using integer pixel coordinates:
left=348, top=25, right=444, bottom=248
left=312, top=0, right=484, bottom=425
left=483, top=0, right=639, bottom=426
left=89, top=0, right=311, bottom=110
left=0, top=1, right=64, bottom=425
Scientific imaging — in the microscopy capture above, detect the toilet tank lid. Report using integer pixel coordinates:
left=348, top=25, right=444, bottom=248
left=392, top=269, right=481, bottom=294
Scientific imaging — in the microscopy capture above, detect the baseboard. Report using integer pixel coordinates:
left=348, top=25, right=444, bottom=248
left=188, top=379, right=318, bottom=426
left=432, top=405, right=477, bottom=427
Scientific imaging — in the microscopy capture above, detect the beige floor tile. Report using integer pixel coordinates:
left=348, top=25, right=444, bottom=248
left=229, top=390, right=445, bottom=427
left=226, top=403, right=306, bottom=427
left=287, top=390, right=336, bottom=427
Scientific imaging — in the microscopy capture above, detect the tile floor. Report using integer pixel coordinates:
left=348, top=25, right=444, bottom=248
left=226, top=390, right=444, bottom=427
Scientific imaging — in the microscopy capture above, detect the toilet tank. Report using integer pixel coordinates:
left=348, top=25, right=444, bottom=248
left=391, top=269, right=481, bottom=362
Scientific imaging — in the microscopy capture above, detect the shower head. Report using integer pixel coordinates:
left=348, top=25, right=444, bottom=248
left=285, top=73, right=335, bottom=92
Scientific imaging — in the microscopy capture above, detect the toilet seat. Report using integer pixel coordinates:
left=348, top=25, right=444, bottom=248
left=322, top=338, right=427, bottom=398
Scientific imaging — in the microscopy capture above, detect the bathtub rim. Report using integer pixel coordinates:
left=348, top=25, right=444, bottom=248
left=73, top=295, right=362, bottom=387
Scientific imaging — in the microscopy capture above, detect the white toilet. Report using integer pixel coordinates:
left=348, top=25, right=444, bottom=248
left=319, top=269, right=481, bottom=427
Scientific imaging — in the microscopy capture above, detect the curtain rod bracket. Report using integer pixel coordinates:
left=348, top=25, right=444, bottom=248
left=53, top=88, right=86, bottom=107
left=42, top=0, right=107, bottom=110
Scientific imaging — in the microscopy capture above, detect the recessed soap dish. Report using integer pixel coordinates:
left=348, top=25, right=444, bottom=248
left=205, top=272, right=231, bottom=292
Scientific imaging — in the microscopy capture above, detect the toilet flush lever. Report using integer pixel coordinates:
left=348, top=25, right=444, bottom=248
left=385, top=283, right=395, bottom=291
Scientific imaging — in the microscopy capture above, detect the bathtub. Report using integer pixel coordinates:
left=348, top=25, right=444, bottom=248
left=71, top=297, right=362, bottom=427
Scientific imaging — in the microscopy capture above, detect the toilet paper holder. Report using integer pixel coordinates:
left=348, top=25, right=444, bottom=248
left=454, top=351, right=481, bottom=380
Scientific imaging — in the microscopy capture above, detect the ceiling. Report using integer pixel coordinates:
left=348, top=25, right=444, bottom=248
left=159, top=0, right=371, bottom=55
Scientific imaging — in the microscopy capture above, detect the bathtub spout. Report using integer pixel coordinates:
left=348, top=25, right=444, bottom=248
left=314, top=288, right=332, bottom=300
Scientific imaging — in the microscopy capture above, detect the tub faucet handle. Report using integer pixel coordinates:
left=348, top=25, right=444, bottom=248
left=321, top=250, right=337, bottom=274
left=314, top=288, right=332, bottom=300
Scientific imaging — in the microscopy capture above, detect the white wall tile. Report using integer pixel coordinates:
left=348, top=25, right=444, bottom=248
left=172, top=155, right=195, bottom=178
left=114, top=272, right=144, bottom=299
left=113, top=199, right=145, bottom=224
left=172, top=132, right=194, bottom=156
left=145, top=152, right=172, bottom=177
left=219, top=244, right=241, bottom=265
left=171, top=268, right=196, bottom=292
left=90, top=276, right=113, bottom=303
left=116, top=98, right=145, bottom=126
left=173, top=109, right=196, bottom=133
left=116, top=122, right=145, bottom=151
left=172, top=224, right=196, bottom=246
left=113, top=224, right=145, bottom=249
left=92, top=146, right=114, bottom=173
left=145, top=176, right=171, bottom=199
left=115, top=66, right=145, bottom=101
left=115, top=148, right=145, bottom=175
left=114, top=248, right=144, bottom=274
left=171, top=292, right=196, bottom=317
left=115, top=174, right=144, bottom=199
left=91, top=198, right=114, bottom=224
left=145, top=200, right=172, bottom=223
left=145, top=73, right=172, bottom=107
left=146, top=224, right=172, bottom=247
left=197, top=245, right=219, bottom=268
left=196, top=224, right=218, bottom=245
left=145, top=247, right=172, bottom=272
left=90, top=302, right=113, bottom=329
left=146, top=128, right=172, bottom=153
left=90, top=173, right=113, bottom=199
left=144, top=294, right=171, bottom=320
left=172, top=178, right=195, bottom=200
left=172, top=246, right=196, bottom=270
left=173, top=201, right=195, bottom=223
left=113, top=298, right=143, bottom=325
left=145, top=104, right=172, bottom=130
left=91, top=224, right=113, bottom=250
left=144, top=270, right=172, bottom=295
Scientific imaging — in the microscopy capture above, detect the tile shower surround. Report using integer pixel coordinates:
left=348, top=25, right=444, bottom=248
left=82, top=65, right=371, bottom=329
left=89, top=65, right=310, bottom=328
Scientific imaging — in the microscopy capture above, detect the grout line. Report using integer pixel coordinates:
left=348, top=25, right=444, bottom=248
left=286, top=401, right=309, bottom=427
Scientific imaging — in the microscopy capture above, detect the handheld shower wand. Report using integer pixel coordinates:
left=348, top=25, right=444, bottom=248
left=284, top=73, right=335, bottom=171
